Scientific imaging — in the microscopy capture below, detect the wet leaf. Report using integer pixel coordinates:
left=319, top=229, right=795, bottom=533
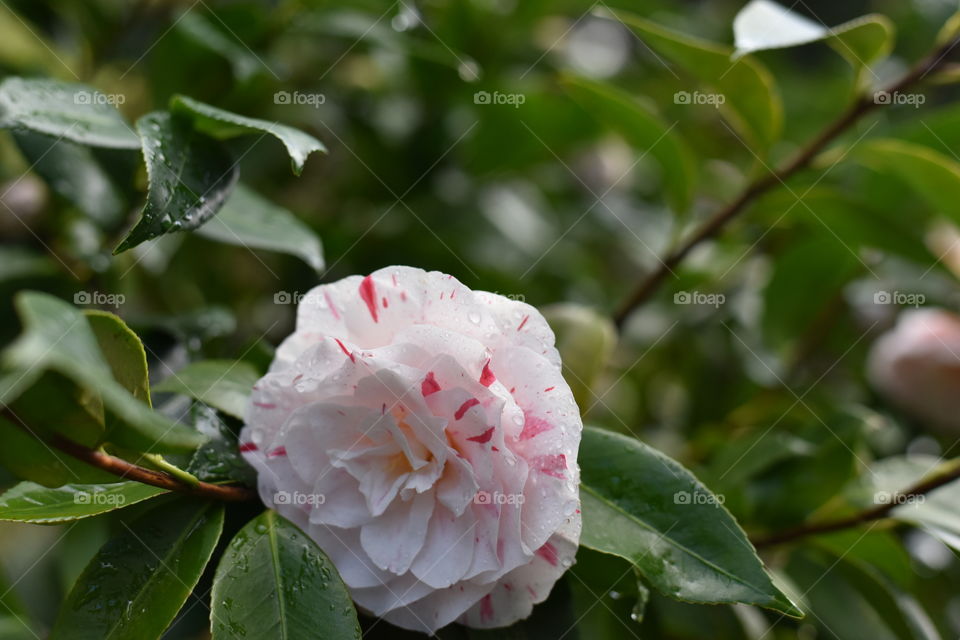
left=0, top=77, right=140, bottom=149
left=114, top=112, right=238, bottom=253
left=579, top=427, right=801, bottom=616
left=171, top=95, right=325, bottom=175
left=0, top=481, right=166, bottom=524
left=51, top=498, right=224, bottom=640
left=211, top=511, right=361, bottom=640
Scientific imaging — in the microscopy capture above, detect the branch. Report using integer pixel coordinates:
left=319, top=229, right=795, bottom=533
left=752, top=459, right=960, bottom=549
left=613, top=37, right=960, bottom=329
left=2, top=409, right=255, bottom=502
left=49, top=435, right=257, bottom=502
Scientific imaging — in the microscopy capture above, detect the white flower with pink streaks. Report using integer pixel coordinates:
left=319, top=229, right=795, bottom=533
left=240, top=266, right=582, bottom=633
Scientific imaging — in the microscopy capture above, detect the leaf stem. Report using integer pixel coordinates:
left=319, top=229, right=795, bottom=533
left=613, top=37, right=960, bottom=330
left=752, top=459, right=960, bottom=548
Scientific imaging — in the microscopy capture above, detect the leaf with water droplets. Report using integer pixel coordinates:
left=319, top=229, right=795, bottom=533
left=579, top=427, right=802, bottom=617
left=0, top=481, right=166, bottom=524
left=50, top=498, right=224, bottom=640
left=170, top=95, right=325, bottom=175
left=211, top=511, right=361, bottom=640
left=0, top=77, right=141, bottom=149
left=114, top=112, right=238, bottom=253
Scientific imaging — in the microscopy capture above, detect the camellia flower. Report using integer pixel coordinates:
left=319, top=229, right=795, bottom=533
left=867, top=307, right=960, bottom=433
left=240, top=266, right=582, bottom=633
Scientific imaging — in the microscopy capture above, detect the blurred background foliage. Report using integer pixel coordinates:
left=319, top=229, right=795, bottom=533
left=3, top=0, right=960, bottom=638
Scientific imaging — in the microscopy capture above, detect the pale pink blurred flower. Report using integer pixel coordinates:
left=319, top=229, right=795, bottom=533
left=867, top=308, right=960, bottom=433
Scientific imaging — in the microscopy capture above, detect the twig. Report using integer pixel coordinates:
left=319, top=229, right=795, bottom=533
left=613, top=37, right=960, bottom=329
left=2, top=409, right=255, bottom=502
left=752, top=460, right=960, bottom=548
left=50, top=435, right=256, bottom=502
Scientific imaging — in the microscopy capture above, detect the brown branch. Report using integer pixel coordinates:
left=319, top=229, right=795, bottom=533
left=2, top=409, right=255, bottom=502
left=49, top=435, right=257, bottom=502
left=752, top=460, right=960, bottom=549
left=613, top=37, right=960, bottom=330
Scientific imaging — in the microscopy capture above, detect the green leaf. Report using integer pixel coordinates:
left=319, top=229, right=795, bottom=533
left=788, top=549, right=936, bottom=640
left=752, top=187, right=938, bottom=266
left=578, top=427, right=801, bottom=616
left=733, top=1, right=893, bottom=70
left=3, top=292, right=205, bottom=453
left=541, top=303, right=617, bottom=411
left=210, top=511, right=361, bottom=640
left=762, top=235, right=861, bottom=349
left=171, top=95, right=326, bottom=175
left=196, top=184, right=324, bottom=271
left=85, top=311, right=151, bottom=406
left=560, top=74, right=697, bottom=213
left=114, top=112, right=239, bottom=253
left=154, top=359, right=259, bottom=421
left=51, top=498, right=224, bottom=640
left=601, top=8, right=782, bottom=151
left=853, top=139, right=960, bottom=228
left=0, top=77, right=140, bottom=149
left=813, top=530, right=915, bottom=590
left=186, top=404, right=256, bottom=486
left=175, top=11, right=262, bottom=81
left=0, top=481, right=166, bottom=524
left=8, top=370, right=105, bottom=448
left=12, top=131, right=128, bottom=226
